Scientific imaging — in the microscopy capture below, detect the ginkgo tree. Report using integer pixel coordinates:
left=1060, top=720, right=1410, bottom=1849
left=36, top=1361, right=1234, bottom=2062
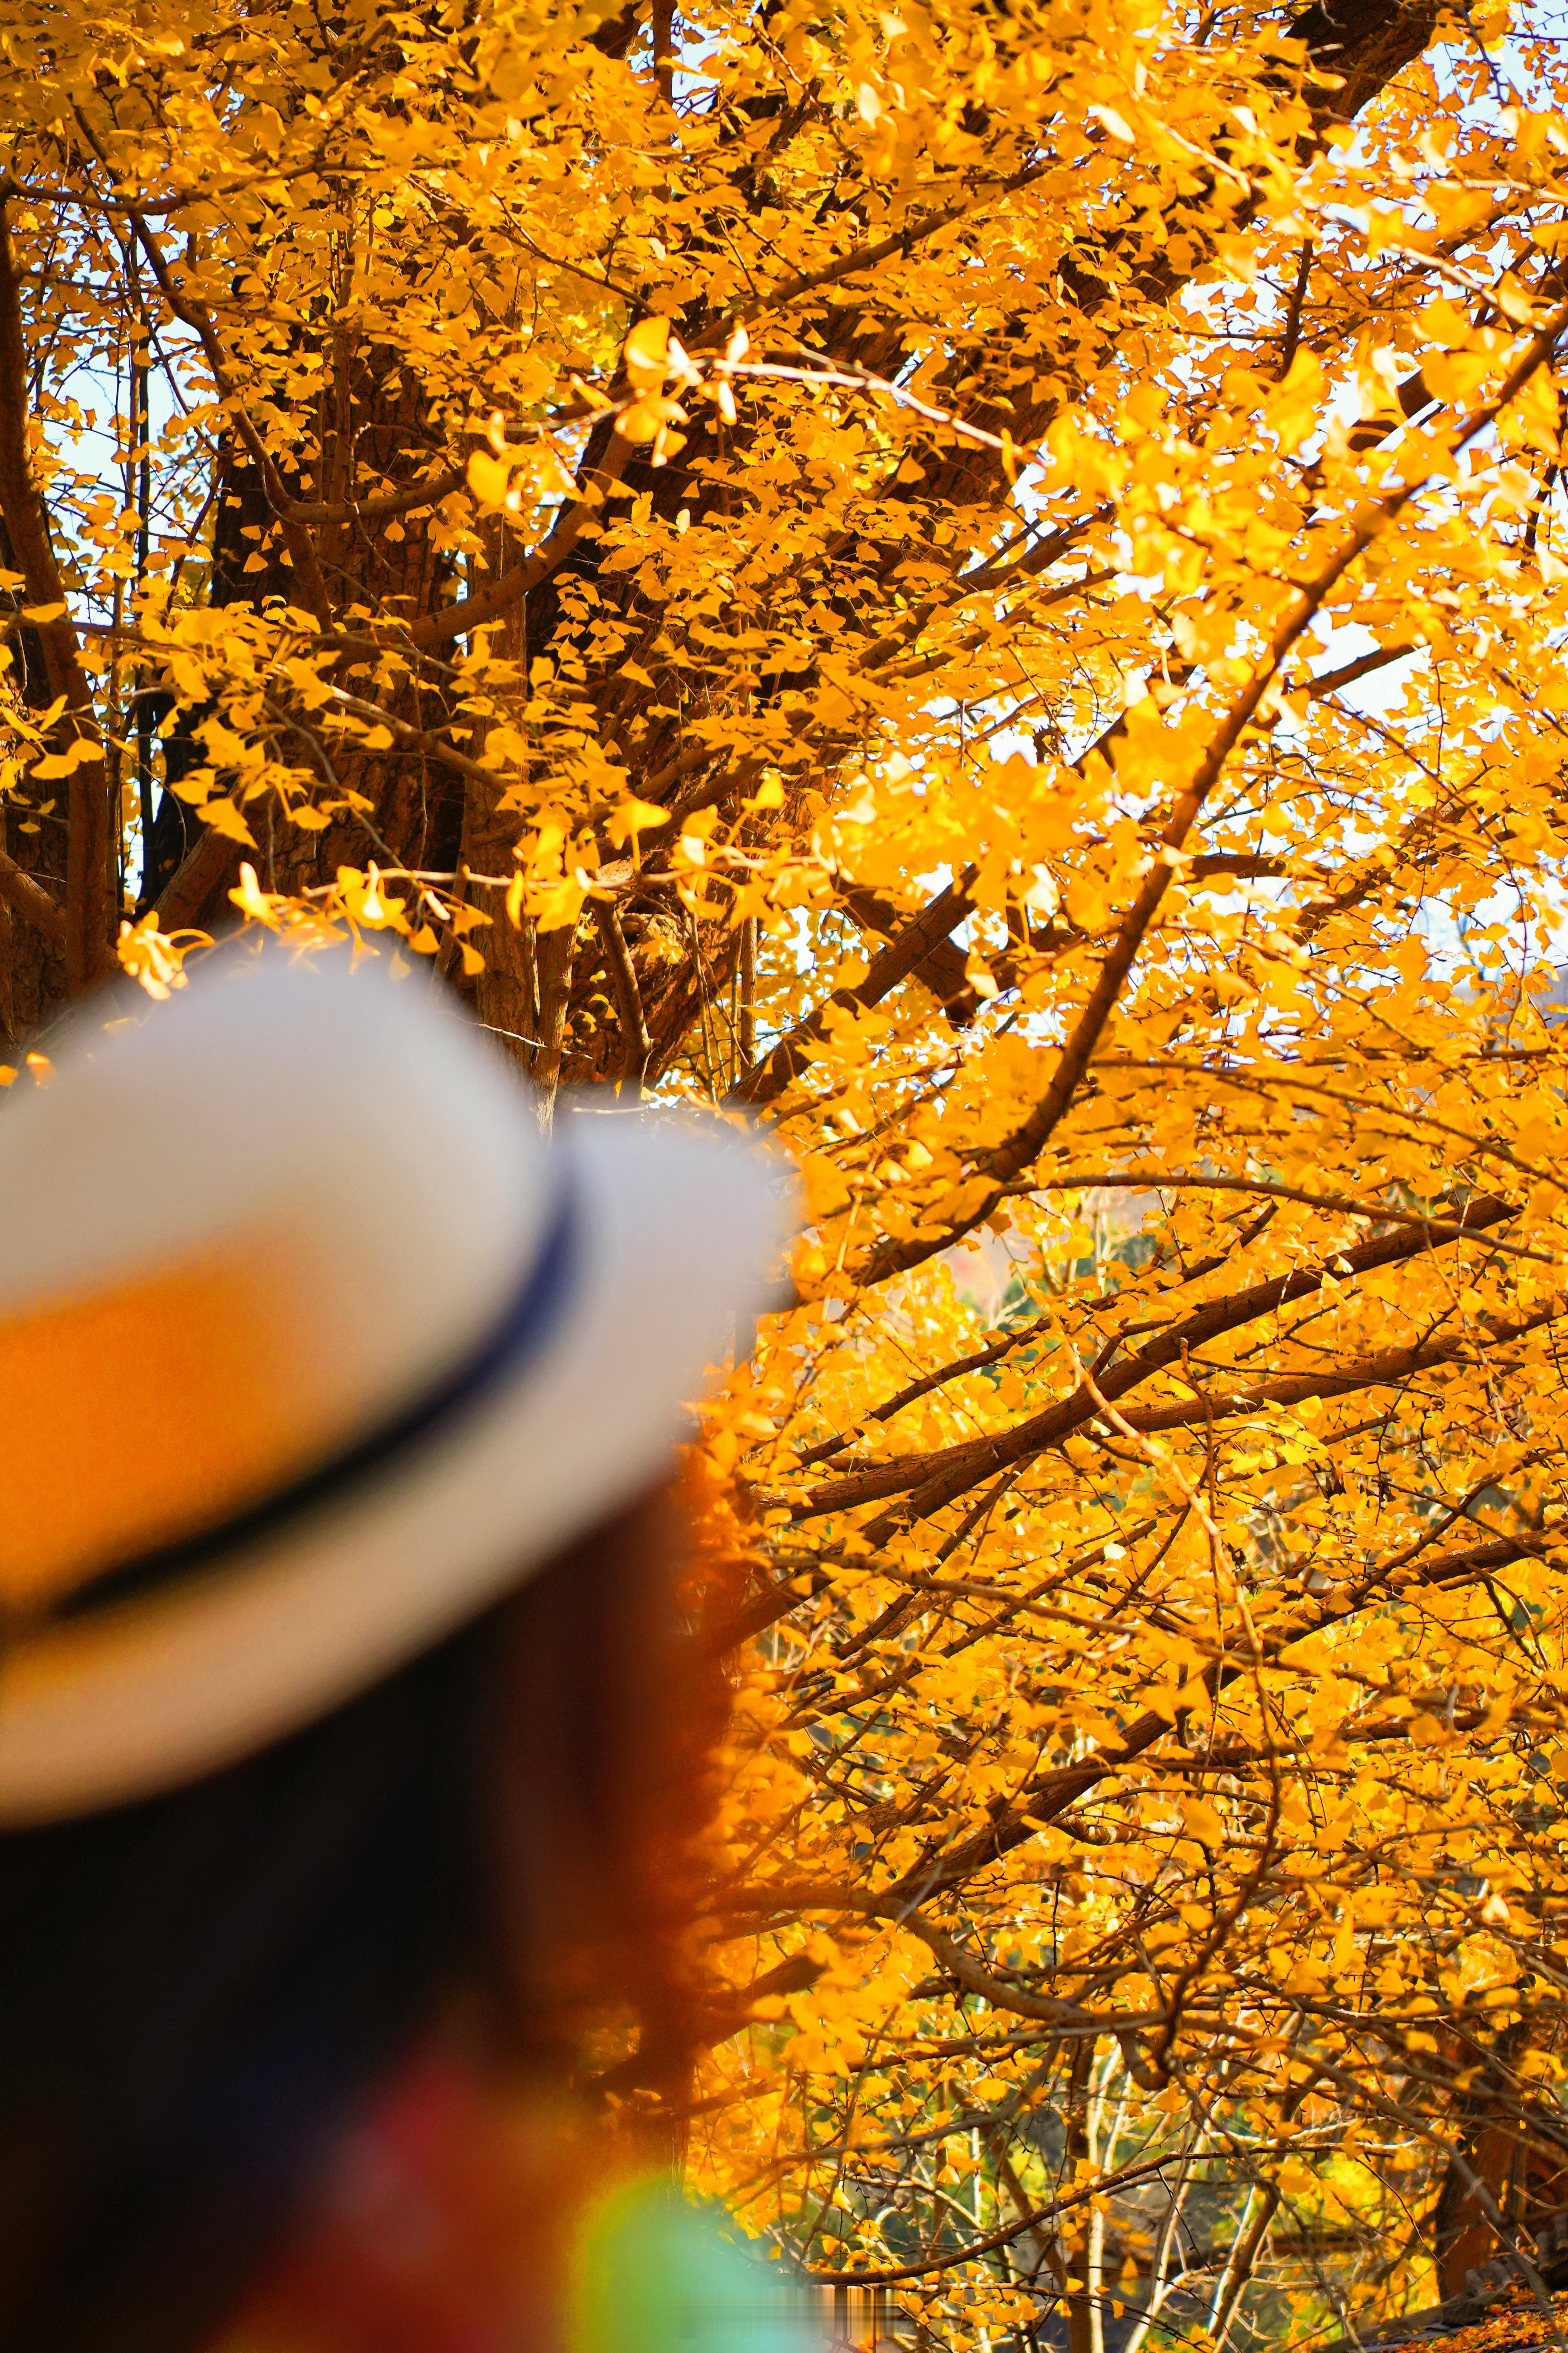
left=4, top=0, right=1568, bottom=2338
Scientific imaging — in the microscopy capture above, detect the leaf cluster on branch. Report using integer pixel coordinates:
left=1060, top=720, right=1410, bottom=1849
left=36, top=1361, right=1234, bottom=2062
left=5, top=0, right=1568, bottom=2339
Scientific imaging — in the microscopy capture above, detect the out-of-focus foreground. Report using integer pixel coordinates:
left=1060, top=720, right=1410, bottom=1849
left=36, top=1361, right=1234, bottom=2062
left=4, top=0, right=1568, bottom=2341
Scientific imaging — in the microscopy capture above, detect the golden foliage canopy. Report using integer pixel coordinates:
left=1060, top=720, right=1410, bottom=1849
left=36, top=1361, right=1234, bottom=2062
left=4, top=0, right=1568, bottom=2340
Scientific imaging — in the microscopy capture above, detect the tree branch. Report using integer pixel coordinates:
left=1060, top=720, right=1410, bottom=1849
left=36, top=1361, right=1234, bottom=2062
left=407, top=438, right=634, bottom=648
left=732, top=869, right=977, bottom=1107
left=0, top=200, right=113, bottom=990
left=128, top=213, right=334, bottom=628
left=799, top=1196, right=1517, bottom=1529
left=595, top=894, right=652, bottom=1096
left=0, top=835, right=64, bottom=944
left=855, top=311, right=1568, bottom=1293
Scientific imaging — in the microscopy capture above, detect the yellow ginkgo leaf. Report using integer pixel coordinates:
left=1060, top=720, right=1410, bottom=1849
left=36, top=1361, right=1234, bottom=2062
left=605, top=795, right=670, bottom=847
left=614, top=394, right=685, bottom=445
left=30, top=737, right=100, bottom=779
left=467, top=449, right=515, bottom=509
left=201, top=797, right=257, bottom=846
left=623, top=316, right=671, bottom=393
left=229, top=863, right=276, bottom=923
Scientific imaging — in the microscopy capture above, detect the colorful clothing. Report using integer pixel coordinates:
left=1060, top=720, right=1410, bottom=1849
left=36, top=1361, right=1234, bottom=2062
left=215, top=2051, right=809, bottom=2353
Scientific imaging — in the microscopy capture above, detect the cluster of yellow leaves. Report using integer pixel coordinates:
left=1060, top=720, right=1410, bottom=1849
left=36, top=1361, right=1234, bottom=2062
left=7, top=0, right=1568, bottom=2334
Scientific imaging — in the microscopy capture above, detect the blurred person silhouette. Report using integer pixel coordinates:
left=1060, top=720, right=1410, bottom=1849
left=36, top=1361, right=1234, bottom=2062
left=0, top=947, right=795, bottom=2353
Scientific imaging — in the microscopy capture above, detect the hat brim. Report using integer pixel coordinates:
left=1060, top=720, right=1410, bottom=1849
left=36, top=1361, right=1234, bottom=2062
left=0, top=1109, right=786, bottom=1824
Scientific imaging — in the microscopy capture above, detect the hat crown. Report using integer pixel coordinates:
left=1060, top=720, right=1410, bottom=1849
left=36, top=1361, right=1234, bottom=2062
left=0, top=950, right=547, bottom=1597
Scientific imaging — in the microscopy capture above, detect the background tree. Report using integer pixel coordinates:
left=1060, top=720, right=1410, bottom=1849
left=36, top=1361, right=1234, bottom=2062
left=5, top=0, right=1568, bottom=2342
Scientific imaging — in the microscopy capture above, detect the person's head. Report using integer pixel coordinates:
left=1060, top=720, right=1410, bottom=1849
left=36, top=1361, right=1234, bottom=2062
left=0, top=946, right=782, bottom=2353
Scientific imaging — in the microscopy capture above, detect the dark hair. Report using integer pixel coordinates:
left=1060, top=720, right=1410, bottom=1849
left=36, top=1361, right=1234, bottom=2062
left=0, top=1487, right=708, bottom=2353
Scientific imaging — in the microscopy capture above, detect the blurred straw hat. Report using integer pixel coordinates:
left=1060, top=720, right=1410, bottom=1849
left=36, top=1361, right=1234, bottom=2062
left=0, top=946, right=785, bottom=1825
